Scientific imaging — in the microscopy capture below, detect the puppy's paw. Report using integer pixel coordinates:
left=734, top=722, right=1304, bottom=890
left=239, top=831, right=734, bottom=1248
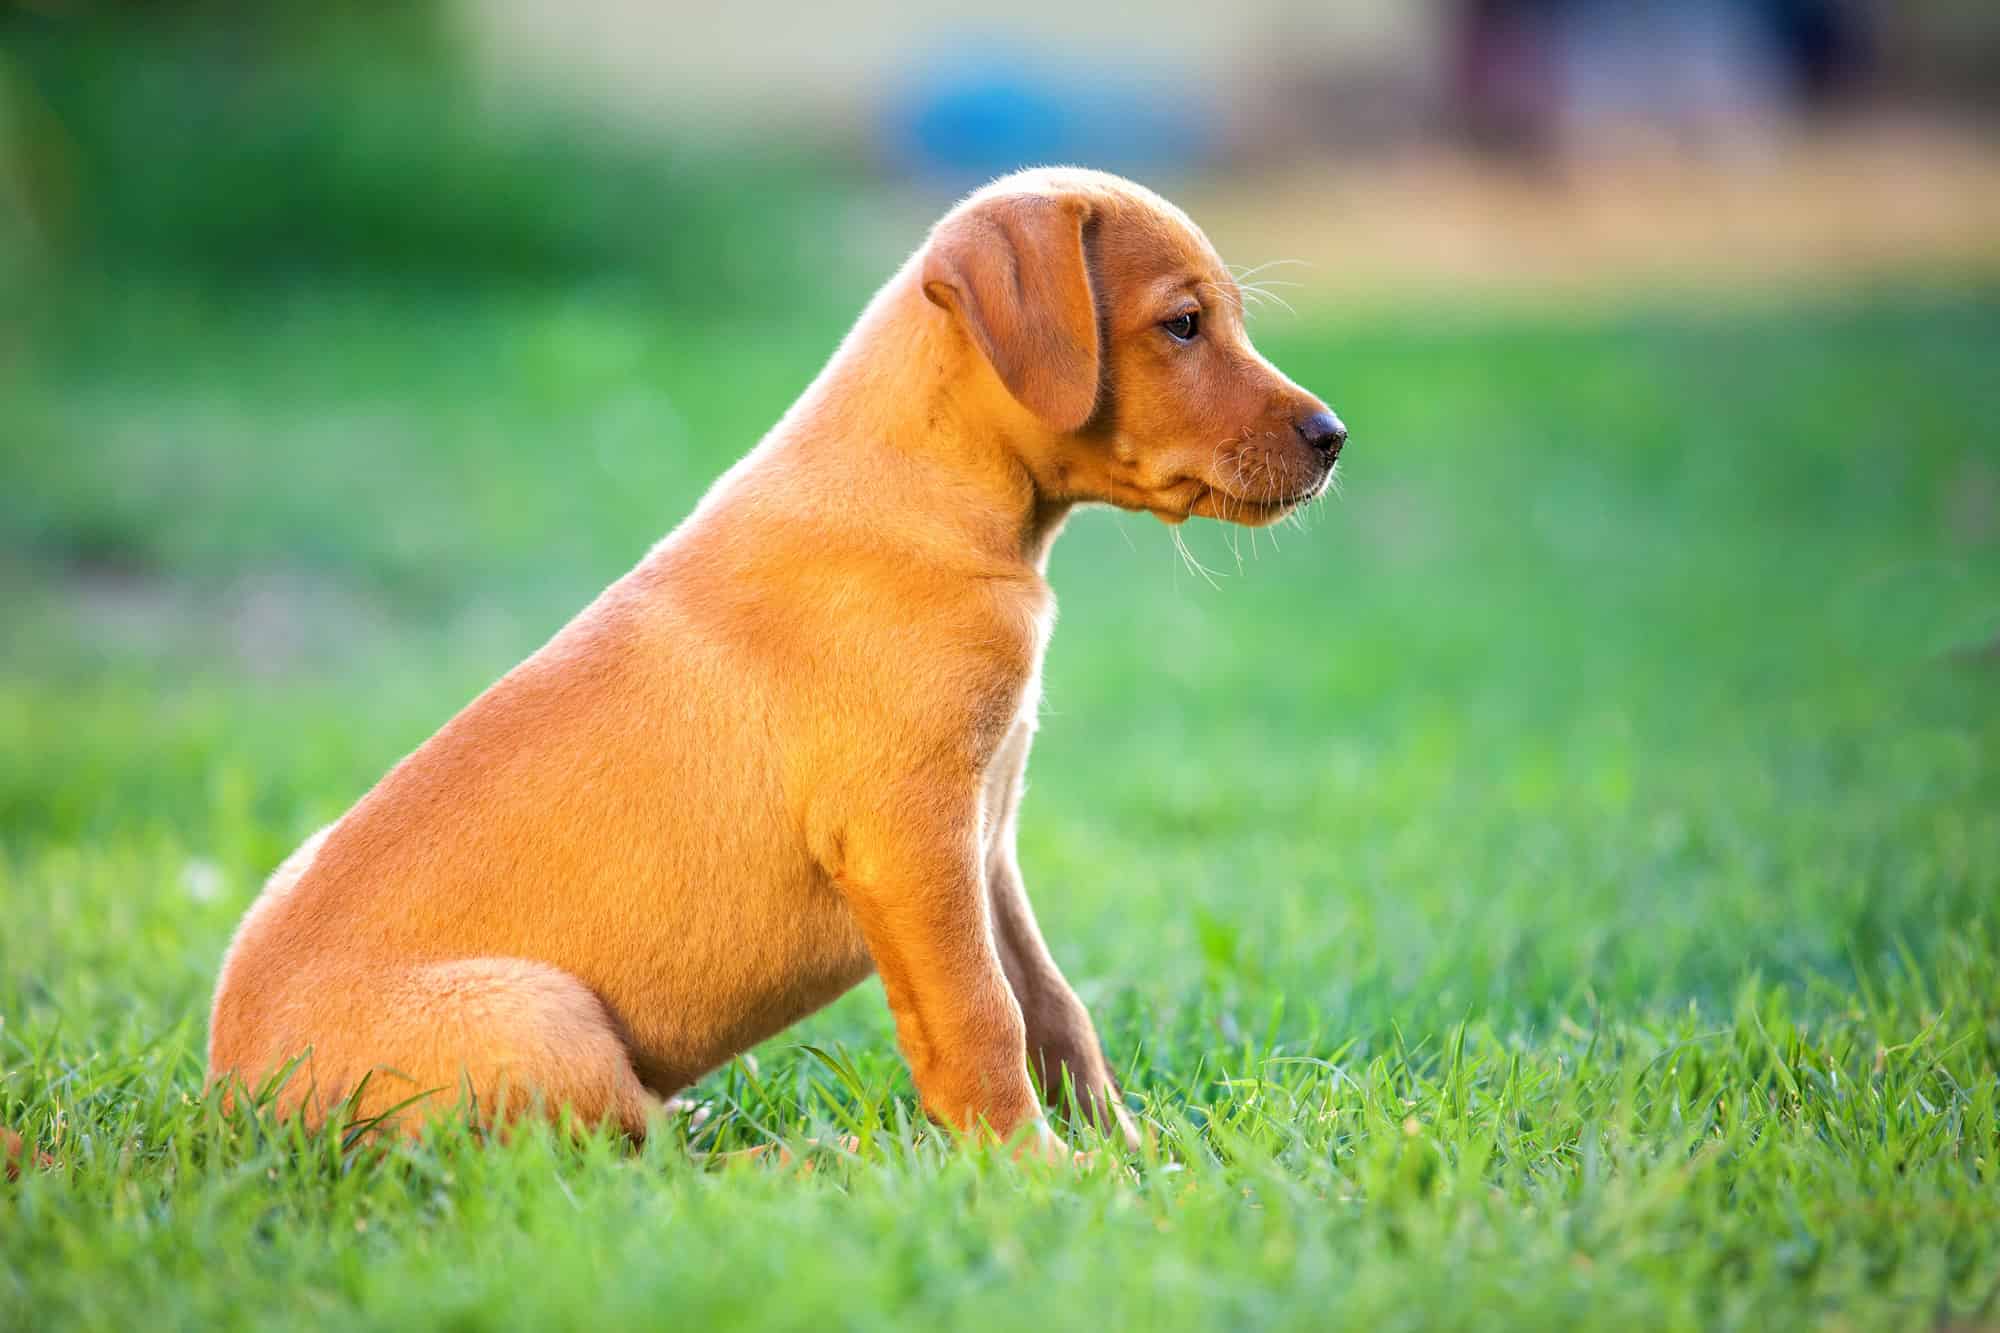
left=660, top=1096, right=712, bottom=1129
left=1062, top=1082, right=1146, bottom=1154
left=1011, top=1120, right=1121, bottom=1170
left=1006, top=1119, right=1072, bottom=1165
left=1, top=1127, right=55, bottom=1181
left=711, top=1134, right=862, bottom=1173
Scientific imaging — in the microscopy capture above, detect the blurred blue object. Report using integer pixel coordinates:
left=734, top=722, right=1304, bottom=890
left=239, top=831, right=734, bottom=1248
left=882, top=41, right=1213, bottom=184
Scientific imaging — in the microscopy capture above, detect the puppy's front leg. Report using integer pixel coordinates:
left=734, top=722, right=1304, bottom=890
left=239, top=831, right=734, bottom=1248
left=983, top=723, right=1139, bottom=1147
left=834, top=806, right=1046, bottom=1150
left=988, top=862, right=1140, bottom=1149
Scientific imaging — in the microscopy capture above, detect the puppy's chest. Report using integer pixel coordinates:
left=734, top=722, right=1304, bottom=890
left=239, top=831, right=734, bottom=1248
left=982, top=587, right=1053, bottom=736
left=975, top=601, right=1052, bottom=825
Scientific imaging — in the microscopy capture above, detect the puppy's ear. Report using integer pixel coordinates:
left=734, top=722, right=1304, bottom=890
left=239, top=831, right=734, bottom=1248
left=922, top=193, right=1100, bottom=434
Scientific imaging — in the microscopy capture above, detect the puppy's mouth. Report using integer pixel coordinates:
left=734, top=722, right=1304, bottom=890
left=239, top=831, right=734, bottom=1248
left=1179, top=472, right=1332, bottom=527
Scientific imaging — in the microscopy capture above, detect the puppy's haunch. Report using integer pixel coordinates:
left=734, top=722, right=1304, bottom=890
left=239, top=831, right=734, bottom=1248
left=206, top=168, right=1345, bottom=1154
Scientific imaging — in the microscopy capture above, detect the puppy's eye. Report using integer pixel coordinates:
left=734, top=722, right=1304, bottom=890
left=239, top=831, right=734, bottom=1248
left=1162, top=311, right=1200, bottom=342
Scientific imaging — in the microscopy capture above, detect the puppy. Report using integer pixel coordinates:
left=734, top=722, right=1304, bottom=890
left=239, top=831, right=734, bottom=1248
left=207, top=167, right=1345, bottom=1155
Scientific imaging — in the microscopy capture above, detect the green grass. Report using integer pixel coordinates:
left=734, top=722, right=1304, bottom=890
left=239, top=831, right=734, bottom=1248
left=3, top=278, right=1998, bottom=1331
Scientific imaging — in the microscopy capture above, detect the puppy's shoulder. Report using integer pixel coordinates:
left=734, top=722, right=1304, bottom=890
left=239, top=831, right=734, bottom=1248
left=849, top=553, right=1049, bottom=697
left=796, top=546, right=1048, bottom=742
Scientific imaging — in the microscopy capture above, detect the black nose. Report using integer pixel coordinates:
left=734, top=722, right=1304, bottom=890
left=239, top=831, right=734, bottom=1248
left=1296, top=410, right=1347, bottom=458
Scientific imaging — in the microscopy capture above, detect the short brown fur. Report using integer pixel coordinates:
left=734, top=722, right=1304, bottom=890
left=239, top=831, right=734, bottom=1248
left=207, top=168, right=1341, bottom=1156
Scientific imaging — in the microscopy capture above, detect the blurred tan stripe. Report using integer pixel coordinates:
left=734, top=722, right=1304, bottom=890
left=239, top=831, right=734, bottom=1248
left=1185, top=120, right=2000, bottom=313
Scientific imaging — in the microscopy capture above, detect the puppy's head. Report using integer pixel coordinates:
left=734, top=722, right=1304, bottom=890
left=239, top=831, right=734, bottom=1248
left=921, top=167, right=1345, bottom=528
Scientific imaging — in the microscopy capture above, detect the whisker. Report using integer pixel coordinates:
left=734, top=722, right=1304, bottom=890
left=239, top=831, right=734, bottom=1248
left=1228, top=258, right=1311, bottom=281
left=1197, top=280, right=1247, bottom=316
left=1238, top=282, right=1298, bottom=318
left=1170, top=524, right=1222, bottom=589
left=1220, top=462, right=1247, bottom=572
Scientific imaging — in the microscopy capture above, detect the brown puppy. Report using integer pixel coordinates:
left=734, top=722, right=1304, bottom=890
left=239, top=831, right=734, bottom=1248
left=207, top=167, right=1345, bottom=1155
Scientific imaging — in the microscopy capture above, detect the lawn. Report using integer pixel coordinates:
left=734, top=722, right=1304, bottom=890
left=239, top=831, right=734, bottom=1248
left=3, top=277, right=1997, bottom=1331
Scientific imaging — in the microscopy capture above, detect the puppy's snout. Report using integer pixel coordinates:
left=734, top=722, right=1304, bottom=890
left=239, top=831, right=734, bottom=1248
left=1295, top=410, right=1347, bottom=459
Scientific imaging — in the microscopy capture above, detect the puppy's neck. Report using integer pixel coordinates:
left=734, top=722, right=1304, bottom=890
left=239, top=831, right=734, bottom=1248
left=778, top=265, right=1074, bottom=573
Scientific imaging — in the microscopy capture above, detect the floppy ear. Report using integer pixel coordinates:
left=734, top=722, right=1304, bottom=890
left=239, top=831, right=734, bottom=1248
left=921, top=193, right=1101, bottom=434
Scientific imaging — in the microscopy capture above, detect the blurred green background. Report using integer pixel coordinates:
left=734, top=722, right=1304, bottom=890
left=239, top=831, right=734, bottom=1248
left=3, top=2, right=1998, bottom=1329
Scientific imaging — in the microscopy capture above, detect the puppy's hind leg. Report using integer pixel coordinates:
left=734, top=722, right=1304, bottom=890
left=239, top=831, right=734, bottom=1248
left=297, top=958, right=661, bottom=1140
